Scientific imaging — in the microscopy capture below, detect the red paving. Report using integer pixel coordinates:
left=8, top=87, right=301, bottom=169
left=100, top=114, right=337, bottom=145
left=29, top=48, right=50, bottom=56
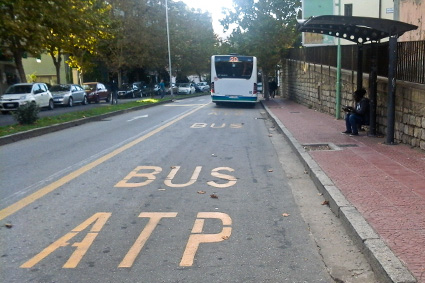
left=263, top=98, right=425, bottom=282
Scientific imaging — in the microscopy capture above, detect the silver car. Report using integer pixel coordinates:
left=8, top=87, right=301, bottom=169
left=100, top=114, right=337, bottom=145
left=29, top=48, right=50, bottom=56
left=196, top=82, right=210, bottom=92
left=50, top=84, right=87, bottom=107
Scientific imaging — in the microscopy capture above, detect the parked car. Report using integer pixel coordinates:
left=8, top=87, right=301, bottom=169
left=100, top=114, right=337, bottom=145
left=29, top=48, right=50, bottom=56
left=193, top=83, right=202, bottom=93
left=118, top=83, right=140, bottom=99
left=82, top=82, right=110, bottom=103
left=154, top=84, right=160, bottom=95
left=196, top=82, right=210, bottom=92
left=50, top=84, right=87, bottom=106
left=133, top=81, right=155, bottom=97
left=154, top=82, right=179, bottom=95
left=177, top=83, right=196, bottom=95
left=167, top=83, right=178, bottom=94
left=0, top=83, right=54, bottom=114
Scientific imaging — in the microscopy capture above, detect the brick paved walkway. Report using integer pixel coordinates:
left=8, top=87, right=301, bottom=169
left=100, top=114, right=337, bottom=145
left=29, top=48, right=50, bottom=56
left=263, top=98, right=425, bottom=282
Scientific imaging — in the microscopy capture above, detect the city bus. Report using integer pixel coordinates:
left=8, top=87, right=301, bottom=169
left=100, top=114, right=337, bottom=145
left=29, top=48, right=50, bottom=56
left=210, top=55, right=258, bottom=105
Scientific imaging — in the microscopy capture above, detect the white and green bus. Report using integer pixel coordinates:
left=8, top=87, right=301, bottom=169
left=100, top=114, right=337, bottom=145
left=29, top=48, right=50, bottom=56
left=210, top=55, right=258, bottom=105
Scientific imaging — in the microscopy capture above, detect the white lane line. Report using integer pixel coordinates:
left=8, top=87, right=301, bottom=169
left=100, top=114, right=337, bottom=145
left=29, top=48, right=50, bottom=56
left=127, top=115, right=148, bottom=122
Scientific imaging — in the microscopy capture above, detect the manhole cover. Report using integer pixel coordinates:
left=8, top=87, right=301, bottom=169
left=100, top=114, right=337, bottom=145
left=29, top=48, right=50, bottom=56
left=303, top=144, right=332, bottom=151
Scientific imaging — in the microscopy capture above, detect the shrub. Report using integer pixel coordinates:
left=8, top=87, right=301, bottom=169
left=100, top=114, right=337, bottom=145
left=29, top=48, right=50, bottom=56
left=12, top=102, right=40, bottom=125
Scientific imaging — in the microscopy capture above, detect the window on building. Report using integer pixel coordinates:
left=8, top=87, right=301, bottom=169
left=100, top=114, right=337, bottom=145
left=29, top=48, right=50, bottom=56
left=344, top=4, right=353, bottom=16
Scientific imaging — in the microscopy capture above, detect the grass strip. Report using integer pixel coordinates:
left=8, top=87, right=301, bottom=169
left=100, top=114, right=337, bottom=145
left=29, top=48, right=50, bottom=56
left=0, top=97, right=173, bottom=137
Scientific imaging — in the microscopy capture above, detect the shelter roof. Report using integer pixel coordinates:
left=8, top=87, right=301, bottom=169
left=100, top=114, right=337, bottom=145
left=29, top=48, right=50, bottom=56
left=297, top=15, right=418, bottom=44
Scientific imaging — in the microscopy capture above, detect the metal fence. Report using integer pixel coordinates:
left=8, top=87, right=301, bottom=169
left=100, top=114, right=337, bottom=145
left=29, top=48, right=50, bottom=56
left=286, top=40, right=425, bottom=84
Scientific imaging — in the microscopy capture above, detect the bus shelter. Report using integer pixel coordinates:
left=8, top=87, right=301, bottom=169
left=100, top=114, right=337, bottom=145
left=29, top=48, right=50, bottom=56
left=297, top=15, right=417, bottom=144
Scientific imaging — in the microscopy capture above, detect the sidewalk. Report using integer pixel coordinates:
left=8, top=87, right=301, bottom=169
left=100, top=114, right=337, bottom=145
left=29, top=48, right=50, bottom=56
left=262, top=98, right=425, bottom=283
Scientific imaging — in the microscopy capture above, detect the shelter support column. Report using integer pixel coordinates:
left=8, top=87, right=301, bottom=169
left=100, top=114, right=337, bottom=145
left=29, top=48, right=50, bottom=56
left=356, top=44, right=364, bottom=91
left=368, top=44, right=378, bottom=136
left=386, top=36, right=398, bottom=144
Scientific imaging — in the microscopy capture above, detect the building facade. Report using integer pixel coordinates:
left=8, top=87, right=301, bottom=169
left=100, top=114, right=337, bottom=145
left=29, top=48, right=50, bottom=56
left=22, top=54, right=68, bottom=86
left=397, top=0, right=425, bottom=41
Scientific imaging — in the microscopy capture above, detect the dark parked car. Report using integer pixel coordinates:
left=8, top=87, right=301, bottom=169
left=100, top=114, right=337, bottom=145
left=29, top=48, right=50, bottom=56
left=82, top=82, right=110, bottom=103
left=196, top=82, right=210, bottom=92
left=193, top=83, right=202, bottom=93
left=117, top=83, right=141, bottom=99
left=133, top=81, right=155, bottom=97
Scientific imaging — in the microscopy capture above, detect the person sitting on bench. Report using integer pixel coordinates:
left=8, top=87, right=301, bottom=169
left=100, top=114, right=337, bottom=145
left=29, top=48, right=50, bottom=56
left=341, top=88, right=370, bottom=136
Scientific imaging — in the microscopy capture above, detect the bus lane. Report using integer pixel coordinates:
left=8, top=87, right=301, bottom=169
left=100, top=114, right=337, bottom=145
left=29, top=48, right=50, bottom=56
left=0, top=101, right=333, bottom=282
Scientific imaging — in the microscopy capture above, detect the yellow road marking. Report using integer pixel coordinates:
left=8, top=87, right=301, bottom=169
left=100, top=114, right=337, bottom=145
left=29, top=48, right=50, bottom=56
left=21, top=212, right=111, bottom=268
left=0, top=104, right=209, bottom=221
left=164, top=166, right=202, bottom=188
left=119, top=212, right=178, bottom=268
left=180, top=212, right=232, bottom=267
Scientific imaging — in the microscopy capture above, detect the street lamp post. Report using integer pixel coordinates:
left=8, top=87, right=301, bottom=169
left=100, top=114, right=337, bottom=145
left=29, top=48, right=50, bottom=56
left=165, top=0, right=174, bottom=97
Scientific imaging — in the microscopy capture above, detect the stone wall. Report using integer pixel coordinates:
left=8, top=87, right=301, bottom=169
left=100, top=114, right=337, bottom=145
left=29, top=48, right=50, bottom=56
left=280, top=59, right=425, bottom=150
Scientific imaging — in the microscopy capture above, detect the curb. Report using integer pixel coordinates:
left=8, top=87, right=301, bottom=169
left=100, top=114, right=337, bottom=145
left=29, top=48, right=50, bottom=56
left=0, top=99, right=174, bottom=147
left=261, top=101, right=416, bottom=283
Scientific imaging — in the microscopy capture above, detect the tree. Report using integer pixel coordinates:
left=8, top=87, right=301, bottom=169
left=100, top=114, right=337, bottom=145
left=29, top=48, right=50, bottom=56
left=97, top=0, right=162, bottom=86
left=96, top=0, right=218, bottom=85
left=167, top=2, right=216, bottom=81
left=0, top=0, right=48, bottom=82
left=221, top=0, right=301, bottom=98
left=43, top=0, right=112, bottom=84
left=0, top=0, right=112, bottom=84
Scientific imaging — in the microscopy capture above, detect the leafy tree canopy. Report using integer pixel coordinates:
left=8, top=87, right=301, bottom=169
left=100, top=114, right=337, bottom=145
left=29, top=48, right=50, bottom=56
left=221, top=0, right=301, bottom=74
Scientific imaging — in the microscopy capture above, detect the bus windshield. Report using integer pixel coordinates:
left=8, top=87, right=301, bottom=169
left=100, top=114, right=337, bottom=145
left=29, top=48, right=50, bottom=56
left=214, top=56, right=254, bottom=79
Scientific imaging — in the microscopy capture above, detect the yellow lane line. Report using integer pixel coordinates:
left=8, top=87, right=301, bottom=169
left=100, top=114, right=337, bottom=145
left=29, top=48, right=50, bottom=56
left=0, top=104, right=209, bottom=221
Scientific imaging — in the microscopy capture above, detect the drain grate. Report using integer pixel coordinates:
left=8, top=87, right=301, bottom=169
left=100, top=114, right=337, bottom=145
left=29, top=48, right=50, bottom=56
left=303, top=144, right=332, bottom=151
left=302, top=143, right=342, bottom=151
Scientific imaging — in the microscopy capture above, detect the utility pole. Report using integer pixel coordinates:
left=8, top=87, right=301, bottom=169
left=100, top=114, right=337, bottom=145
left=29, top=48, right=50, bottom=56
left=335, top=0, right=342, bottom=119
left=165, top=0, right=174, bottom=97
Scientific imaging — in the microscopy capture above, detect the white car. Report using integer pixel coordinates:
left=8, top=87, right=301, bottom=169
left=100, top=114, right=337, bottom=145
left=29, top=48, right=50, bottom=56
left=196, top=82, right=210, bottom=92
left=177, top=83, right=196, bottom=95
left=0, top=83, right=54, bottom=114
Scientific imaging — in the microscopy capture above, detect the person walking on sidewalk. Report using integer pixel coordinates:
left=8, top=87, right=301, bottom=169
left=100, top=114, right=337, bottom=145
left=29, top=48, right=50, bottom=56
left=110, top=80, right=118, bottom=105
left=341, top=88, right=370, bottom=136
left=268, top=80, right=278, bottom=98
left=159, top=80, right=166, bottom=99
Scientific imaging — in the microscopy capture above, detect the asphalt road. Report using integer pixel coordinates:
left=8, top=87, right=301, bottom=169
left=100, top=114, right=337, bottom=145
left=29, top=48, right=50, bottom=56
left=0, top=97, right=376, bottom=282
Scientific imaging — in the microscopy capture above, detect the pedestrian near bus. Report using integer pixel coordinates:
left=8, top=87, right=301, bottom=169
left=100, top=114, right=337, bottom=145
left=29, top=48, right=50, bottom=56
left=159, top=80, right=166, bottom=99
left=341, top=88, right=370, bottom=136
left=269, top=80, right=277, bottom=98
left=110, top=80, right=118, bottom=105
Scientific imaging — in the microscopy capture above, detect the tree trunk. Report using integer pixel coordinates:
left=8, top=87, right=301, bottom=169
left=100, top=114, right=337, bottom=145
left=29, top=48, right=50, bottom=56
left=118, top=71, right=122, bottom=88
left=50, top=49, right=62, bottom=84
left=13, top=50, right=26, bottom=83
left=55, top=52, right=62, bottom=84
left=262, top=71, right=269, bottom=100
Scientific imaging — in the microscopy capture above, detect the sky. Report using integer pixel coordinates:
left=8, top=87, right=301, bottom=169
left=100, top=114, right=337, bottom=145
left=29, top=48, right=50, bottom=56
left=178, top=0, right=235, bottom=38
